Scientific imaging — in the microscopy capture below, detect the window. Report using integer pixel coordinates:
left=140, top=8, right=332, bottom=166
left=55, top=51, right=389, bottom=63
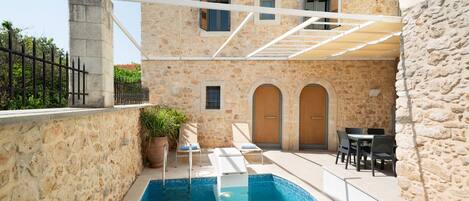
left=259, top=0, right=275, bottom=20
left=304, top=0, right=339, bottom=30
left=206, top=86, right=221, bottom=109
left=200, top=0, right=231, bottom=32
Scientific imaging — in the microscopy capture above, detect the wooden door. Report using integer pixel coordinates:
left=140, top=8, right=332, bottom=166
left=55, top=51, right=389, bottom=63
left=300, top=85, right=327, bottom=147
left=253, top=85, right=281, bottom=145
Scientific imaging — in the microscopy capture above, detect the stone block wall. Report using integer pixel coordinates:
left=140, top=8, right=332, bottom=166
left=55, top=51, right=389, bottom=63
left=0, top=108, right=144, bottom=201
left=142, top=60, right=397, bottom=150
left=395, top=0, right=469, bottom=200
left=69, top=0, right=114, bottom=107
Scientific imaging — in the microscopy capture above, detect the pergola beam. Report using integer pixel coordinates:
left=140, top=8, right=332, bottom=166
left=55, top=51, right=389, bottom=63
left=246, top=17, right=320, bottom=58
left=289, top=35, right=334, bottom=38
left=306, top=21, right=362, bottom=26
left=118, top=0, right=401, bottom=23
left=288, top=21, right=376, bottom=59
left=111, top=13, right=150, bottom=60
left=330, top=32, right=401, bottom=57
left=144, top=56, right=396, bottom=61
left=212, top=12, right=254, bottom=58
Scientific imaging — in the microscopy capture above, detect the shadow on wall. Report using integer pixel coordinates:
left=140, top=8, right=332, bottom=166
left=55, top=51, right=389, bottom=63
left=398, top=28, right=429, bottom=201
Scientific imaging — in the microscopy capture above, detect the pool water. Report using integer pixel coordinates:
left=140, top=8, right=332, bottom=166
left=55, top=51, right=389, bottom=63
left=140, top=174, right=317, bottom=201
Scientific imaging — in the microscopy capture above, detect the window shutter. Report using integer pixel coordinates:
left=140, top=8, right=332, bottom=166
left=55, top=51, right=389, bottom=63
left=200, top=0, right=208, bottom=30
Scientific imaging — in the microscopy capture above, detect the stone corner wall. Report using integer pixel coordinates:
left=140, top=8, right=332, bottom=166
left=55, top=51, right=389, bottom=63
left=395, top=0, right=468, bottom=200
left=0, top=108, right=144, bottom=201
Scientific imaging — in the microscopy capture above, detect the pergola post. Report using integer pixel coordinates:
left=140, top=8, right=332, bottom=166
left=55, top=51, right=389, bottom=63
left=69, top=0, right=114, bottom=107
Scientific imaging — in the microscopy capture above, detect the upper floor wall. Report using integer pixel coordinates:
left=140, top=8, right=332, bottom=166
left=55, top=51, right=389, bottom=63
left=141, top=0, right=399, bottom=58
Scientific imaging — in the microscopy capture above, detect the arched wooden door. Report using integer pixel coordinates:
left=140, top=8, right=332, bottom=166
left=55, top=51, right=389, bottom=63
left=253, top=85, right=281, bottom=148
left=300, top=85, right=328, bottom=149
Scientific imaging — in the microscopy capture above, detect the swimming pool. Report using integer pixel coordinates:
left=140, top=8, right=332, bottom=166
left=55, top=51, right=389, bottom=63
left=140, top=174, right=317, bottom=201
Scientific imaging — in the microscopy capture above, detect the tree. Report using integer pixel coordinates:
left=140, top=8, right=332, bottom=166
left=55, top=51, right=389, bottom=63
left=0, top=20, right=68, bottom=110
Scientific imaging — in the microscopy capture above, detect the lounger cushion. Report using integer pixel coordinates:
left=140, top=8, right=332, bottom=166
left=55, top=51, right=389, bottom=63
left=179, top=144, right=199, bottom=150
left=240, top=143, right=258, bottom=149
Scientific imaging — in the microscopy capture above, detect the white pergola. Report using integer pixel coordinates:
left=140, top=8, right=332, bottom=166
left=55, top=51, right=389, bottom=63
left=114, top=0, right=402, bottom=61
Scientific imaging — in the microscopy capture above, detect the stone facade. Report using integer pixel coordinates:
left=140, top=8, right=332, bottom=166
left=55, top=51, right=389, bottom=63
left=141, top=0, right=399, bottom=57
left=0, top=108, right=143, bottom=201
left=142, top=60, right=397, bottom=150
left=395, top=0, right=469, bottom=200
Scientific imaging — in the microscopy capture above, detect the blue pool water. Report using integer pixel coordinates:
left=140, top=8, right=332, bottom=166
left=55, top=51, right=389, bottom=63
left=140, top=174, right=317, bottom=201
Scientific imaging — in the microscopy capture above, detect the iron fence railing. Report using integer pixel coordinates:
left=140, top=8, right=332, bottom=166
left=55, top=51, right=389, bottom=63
left=0, top=30, right=87, bottom=110
left=114, top=77, right=149, bottom=105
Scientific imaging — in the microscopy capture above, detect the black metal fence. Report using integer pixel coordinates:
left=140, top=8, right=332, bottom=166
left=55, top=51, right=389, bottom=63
left=114, top=77, right=149, bottom=105
left=0, top=30, right=87, bottom=110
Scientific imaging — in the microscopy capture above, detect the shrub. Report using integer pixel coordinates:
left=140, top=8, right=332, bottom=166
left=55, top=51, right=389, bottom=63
left=114, top=64, right=141, bottom=82
left=140, top=106, right=187, bottom=143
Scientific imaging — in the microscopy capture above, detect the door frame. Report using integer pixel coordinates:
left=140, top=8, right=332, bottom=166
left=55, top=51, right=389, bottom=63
left=252, top=84, right=283, bottom=149
left=295, top=79, right=338, bottom=151
left=299, top=84, right=329, bottom=150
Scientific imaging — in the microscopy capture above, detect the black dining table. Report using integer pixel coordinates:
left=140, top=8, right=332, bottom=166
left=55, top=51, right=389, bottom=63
left=348, top=134, right=374, bottom=171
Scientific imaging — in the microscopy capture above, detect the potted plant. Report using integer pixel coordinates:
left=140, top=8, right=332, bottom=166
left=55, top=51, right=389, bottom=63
left=141, top=106, right=187, bottom=168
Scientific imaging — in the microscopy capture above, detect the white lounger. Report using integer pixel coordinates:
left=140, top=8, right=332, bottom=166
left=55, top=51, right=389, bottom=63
left=232, top=123, right=263, bottom=164
left=175, top=123, right=202, bottom=167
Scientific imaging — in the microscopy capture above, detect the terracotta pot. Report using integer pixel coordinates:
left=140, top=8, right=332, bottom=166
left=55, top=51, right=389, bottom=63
left=147, top=136, right=169, bottom=168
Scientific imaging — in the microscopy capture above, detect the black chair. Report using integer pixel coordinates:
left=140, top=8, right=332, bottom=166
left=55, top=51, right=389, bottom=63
left=367, top=128, right=385, bottom=135
left=363, top=135, right=396, bottom=176
left=345, top=127, right=364, bottom=134
left=335, top=130, right=356, bottom=169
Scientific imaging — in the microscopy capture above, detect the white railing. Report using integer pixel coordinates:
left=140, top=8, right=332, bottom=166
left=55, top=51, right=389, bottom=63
left=189, top=145, right=192, bottom=186
left=162, top=144, right=168, bottom=188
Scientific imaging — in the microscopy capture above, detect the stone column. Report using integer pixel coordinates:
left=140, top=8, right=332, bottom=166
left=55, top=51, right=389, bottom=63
left=69, top=0, right=114, bottom=107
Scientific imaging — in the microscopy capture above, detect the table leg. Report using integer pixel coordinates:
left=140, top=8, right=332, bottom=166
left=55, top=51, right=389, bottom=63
left=356, top=140, right=361, bottom=172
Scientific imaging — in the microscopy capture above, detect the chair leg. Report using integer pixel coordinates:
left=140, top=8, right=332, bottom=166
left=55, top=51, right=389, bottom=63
left=363, top=155, right=368, bottom=169
left=353, top=154, right=356, bottom=164
left=345, top=152, right=351, bottom=169
left=335, top=151, right=340, bottom=164
left=392, top=157, right=397, bottom=177
left=261, top=151, right=264, bottom=165
left=199, top=151, right=202, bottom=167
left=175, top=151, right=178, bottom=168
left=381, top=159, right=385, bottom=170
left=341, top=153, right=345, bottom=162
left=371, top=158, right=375, bottom=176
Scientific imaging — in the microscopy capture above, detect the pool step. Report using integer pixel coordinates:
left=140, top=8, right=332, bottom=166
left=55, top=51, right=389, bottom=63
left=214, top=148, right=249, bottom=198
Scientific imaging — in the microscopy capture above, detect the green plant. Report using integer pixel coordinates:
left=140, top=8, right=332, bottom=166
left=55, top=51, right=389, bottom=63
left=140, top=106, right=187, bottom=142
left=114, top=64, right=141, bottom=82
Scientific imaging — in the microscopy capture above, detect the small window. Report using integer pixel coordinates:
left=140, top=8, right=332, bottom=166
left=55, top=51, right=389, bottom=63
left=260, top=0, right=276, bottom=20
left=200, top=0, right=231, bottom=32
left=206, top=86, right=221, bottom=109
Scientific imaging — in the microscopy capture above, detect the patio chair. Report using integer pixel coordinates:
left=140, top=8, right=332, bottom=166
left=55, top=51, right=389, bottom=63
left=345, top=127, right=364, bottom=134
left=335, top=130, right=357, bottom=169
left=175, top=123, right=202, bottom=167
left=232, top=123, right=263, bottom=165
left=367, top=128, right=385, bottom=135
left=362, top=135, right=396, bottom=176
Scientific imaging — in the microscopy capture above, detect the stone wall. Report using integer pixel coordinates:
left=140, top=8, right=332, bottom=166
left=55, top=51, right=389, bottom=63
left=142, top=60, right=397, bottom=150
left=0, top=108, right=144, bottom=201
left=395, top=0, right=469, bottom=200
left=141, top=0, right=399, bottom=57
